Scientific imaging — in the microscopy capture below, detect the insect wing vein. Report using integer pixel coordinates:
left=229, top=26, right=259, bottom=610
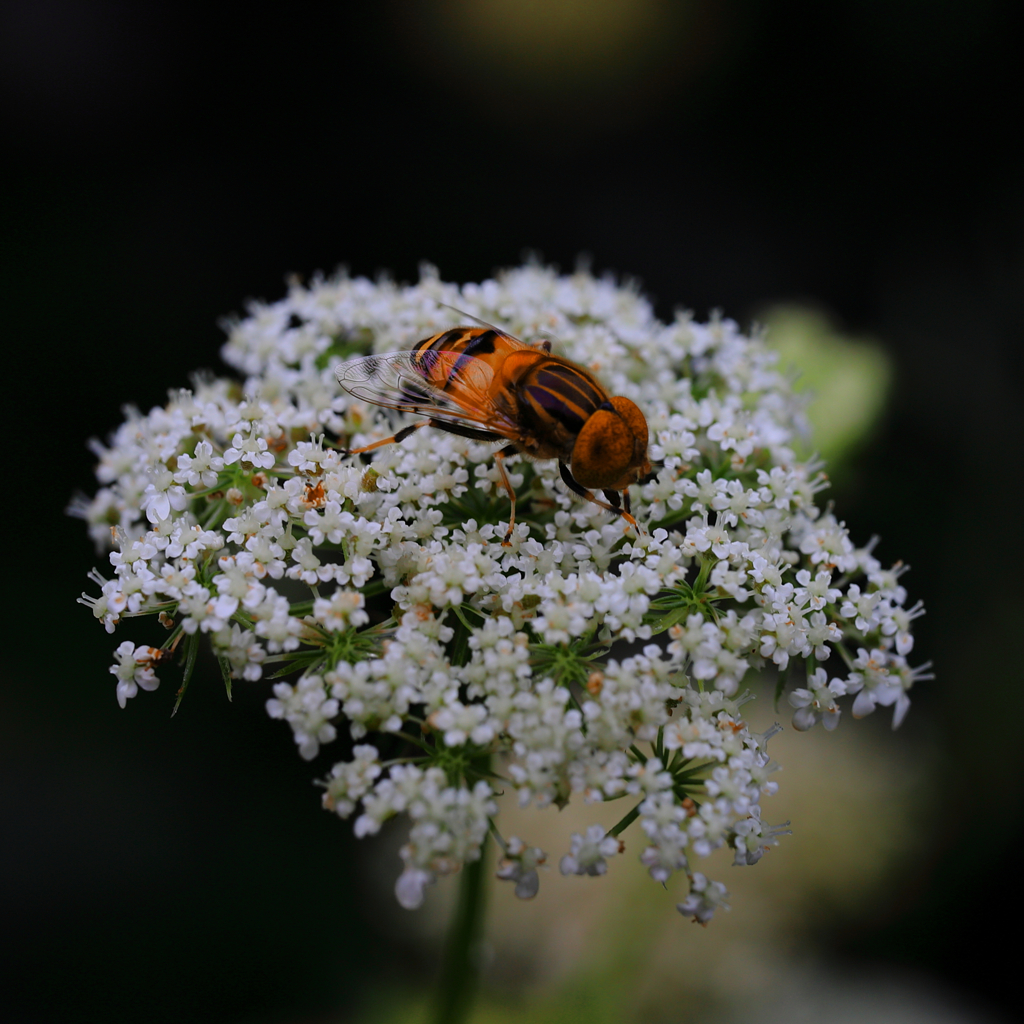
left=336, top=352, right=517, bottom=435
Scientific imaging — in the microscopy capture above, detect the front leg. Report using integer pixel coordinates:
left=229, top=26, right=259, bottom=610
left=558, top=462, right=639, bottom=532
left=495, top=445, right=520, bottom=546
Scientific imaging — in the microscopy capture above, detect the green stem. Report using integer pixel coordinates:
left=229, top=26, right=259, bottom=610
left=432, top=840, right=489, bottom=1024
left=607, top=801, right=642, bottom=838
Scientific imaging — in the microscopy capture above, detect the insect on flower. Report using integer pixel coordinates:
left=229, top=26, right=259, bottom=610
left=335, top=323, right=652, bottom=544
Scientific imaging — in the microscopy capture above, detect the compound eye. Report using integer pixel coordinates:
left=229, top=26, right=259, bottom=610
left=570, top=409, right=635, bottom=489
left=608, top=397, right=648, bottom=451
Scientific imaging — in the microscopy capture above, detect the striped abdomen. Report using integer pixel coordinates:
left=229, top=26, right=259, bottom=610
left=514, top=357, right=610, bottom=460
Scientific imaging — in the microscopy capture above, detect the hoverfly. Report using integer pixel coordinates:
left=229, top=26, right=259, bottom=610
left=335, top=324, right=651, bottom=545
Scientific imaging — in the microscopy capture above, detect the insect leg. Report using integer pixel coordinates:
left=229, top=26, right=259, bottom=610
left=344, top=420, right=430, bottom=455
left=495, top=445, right=519, bottom=546
left=559, top=462, right=640, bottom=533
left=602, top=487, right=643, bottom=536
left=426, top=420, right=504, bottom=443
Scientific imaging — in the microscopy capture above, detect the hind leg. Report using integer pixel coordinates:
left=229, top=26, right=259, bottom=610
left=344, top=420, right=431, bottom=455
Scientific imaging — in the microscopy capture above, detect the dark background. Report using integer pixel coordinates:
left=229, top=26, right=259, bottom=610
left=3, top=2, right=1021, bottom=1022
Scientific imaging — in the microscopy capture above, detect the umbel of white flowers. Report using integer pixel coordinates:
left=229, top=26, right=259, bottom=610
left=73, top=263, right=930, bottom=920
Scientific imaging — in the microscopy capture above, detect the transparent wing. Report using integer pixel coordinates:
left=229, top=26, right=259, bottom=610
left=335, top=351, right=519, bottom=436
left=437, top=306, right=555, bottom=352
left=437, top=304, right=511, bottom=336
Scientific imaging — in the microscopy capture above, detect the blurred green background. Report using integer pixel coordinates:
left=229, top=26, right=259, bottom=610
left=3, top=2, right=1020, bottom=1021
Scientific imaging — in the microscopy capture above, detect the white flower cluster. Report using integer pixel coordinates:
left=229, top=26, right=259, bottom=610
left=73, top=263, right=930, bottom=919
